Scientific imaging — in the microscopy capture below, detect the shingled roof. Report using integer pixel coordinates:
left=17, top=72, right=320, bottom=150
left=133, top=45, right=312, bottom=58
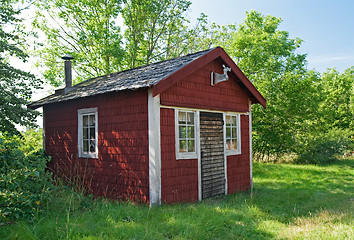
left=28, top=47, right=266, bottom=109
left=28, top=48, right=214, bottom=109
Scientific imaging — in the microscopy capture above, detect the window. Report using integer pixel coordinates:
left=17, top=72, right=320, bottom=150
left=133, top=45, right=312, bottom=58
left=225, top=114, right=241, bottom=155
left=78, top=108, right=98, bottom=158
left=175, top=109, right=197, bottom=159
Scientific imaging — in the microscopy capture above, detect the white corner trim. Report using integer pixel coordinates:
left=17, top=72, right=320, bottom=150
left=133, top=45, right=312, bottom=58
left=223, top=113, right=228, bottom=195
left=196, top=111, right=202, bottom=201
left=148, top=89, right=161, bottom=206
left=249, top=101, right=253, bottom=189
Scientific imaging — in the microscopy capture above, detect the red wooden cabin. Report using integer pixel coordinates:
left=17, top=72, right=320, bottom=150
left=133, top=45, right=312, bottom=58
left=29, top=47, right=266, bottom=205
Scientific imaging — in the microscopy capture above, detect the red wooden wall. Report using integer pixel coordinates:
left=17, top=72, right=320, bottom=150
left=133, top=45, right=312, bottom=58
left=160, top=59, right=251, bottom=203
left=227, top=115, right=251, bottom=193
left=160, top=61, right=249, bottom=112
left=44, top=89, right=149, bottom=203
left=160, top=108, right=199, bottom=203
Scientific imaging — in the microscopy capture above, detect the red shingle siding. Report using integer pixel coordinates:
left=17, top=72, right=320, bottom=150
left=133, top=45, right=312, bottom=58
left=44, top=89, right=149, bottom=203
left=160, top=108, right=199, bottom=203
left=160, top=60, right=249, bottom=112
left=227, top=115, right=250, bottom=193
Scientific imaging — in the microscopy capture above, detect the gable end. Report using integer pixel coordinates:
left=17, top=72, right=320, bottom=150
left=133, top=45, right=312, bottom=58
left=152, top=47, right=266, bottom=108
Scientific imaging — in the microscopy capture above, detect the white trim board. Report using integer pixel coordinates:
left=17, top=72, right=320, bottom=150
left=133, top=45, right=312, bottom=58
left=249, top=100, right=253, bottom=189
left=223, top=113, right=228, bottom=195
left=196, top=111, right=201, bottom=201
left=161, top=105, right=249, bottom=116
left=148, top=89, right=161, bottom=206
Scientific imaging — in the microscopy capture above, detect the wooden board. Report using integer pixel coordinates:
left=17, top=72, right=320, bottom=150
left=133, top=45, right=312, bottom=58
left=200, top=112, right=225, bottom=199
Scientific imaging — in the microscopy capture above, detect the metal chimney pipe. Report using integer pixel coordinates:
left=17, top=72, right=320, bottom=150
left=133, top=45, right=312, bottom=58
left=61, top=54, right=74, bottom=89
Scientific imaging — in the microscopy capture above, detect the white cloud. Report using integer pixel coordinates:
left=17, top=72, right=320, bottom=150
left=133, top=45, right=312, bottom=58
left=309, top=55, right=354, bottom=63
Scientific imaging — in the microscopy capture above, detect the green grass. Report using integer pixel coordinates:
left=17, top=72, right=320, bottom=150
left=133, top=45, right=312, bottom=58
left=1, top=159, right=353, bottom=239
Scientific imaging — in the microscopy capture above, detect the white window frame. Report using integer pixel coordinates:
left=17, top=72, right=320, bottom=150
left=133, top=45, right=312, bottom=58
left=224, top=113, right=241, bottom=156
left=175, top=109, right=198, bottom=159
left=78, top=108, right=98, bottom=158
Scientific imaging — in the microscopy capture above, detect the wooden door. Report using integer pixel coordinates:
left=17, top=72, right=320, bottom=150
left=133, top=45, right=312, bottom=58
left=200, top=112, right=225, bottom=199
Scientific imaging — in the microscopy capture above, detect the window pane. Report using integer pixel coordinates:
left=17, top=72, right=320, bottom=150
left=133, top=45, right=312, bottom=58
left=83, top=140, right=89, bottom=152
left=187, top=126, right=194, bottom=138
left=83, top=127, right=88, bottom=139
left=232, top=127, right=237, bottom=139
left=89, top=115, right=95, bottom=126
left=179, top=126, right=186, bottom=138
left=89, top=140, right=95, bottom=152
left=226, top=139, right=231, bottom=150
left=188, top=140, right=195, bottom=152
left=187, top=112, right=194, bottom=124
left=226, top=115, right=231, bottom=126
left=89, top=127, right=95, bottom=139
left=232, top=140, right=237, bottom=150
left=83, top=115, right=89, bottom=127
left=179, top=140, right=187, bottom=152
left=232, top=116, right=237, bottom=126
left=226, top=127, right=231, bottom=138
left=178, top=111, right=186, bottom=124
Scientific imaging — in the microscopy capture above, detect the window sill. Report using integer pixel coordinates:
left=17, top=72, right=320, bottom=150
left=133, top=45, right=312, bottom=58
left=225, top=150, right=241, bottom=156
left=176, top=152, right=198, bottom=160
left=79, top=153, right=98, bottom=159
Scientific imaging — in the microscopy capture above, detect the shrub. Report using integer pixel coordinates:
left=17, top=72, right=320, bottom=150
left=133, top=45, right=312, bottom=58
left=295, top=128, right=353, bottom=164
left=0, top=131, right=52, bottom=224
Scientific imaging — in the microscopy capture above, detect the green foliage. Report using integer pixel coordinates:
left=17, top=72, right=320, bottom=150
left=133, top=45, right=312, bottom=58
left=211, top=11, right=322, bottom=159
left=295, top=128, right=353, bottom=164
left=319, top=67, right=354, bottom=130
left=0, top=131, right=51, bottom=224
left=0, top=0, right=42, bottom=133
left=33, top=0, right=124, bottom=86
left=122, top=0, right=199, bottom=68
left=33, top=0, right=206, bottom=85
left=1, top=160, right=353, bottom=239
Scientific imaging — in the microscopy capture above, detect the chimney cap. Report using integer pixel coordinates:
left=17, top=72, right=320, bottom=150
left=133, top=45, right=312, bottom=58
left=61, top=54, right=74, bottom=61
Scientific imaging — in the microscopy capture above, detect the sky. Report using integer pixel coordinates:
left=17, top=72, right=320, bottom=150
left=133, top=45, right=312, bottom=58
left=189, top=0, right=354, bottom=73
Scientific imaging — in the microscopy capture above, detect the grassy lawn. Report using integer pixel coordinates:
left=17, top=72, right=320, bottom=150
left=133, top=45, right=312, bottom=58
left=1, top=159, right=353, bottom=239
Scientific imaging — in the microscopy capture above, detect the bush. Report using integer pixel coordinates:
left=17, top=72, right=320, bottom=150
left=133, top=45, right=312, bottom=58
left=0, top=130, right=52, bottom=224
left=295, top=128, right=353, bottom=164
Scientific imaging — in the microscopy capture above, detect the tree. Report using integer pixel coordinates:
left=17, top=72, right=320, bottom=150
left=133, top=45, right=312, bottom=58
left=34, top=0, right=209, bottom=84
left=119, top=0, right=195, bottom=68
left=0, top=0, right=41, bottom=134
left=224, top=11, right=321, bottom=159
left=34, top=0, right=124, bottom=87
left=319, top=67, right=354, bottom=130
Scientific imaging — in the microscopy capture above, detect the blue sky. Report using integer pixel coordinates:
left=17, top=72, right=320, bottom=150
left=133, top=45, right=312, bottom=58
left=189, top=0, right=354, bottom=73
